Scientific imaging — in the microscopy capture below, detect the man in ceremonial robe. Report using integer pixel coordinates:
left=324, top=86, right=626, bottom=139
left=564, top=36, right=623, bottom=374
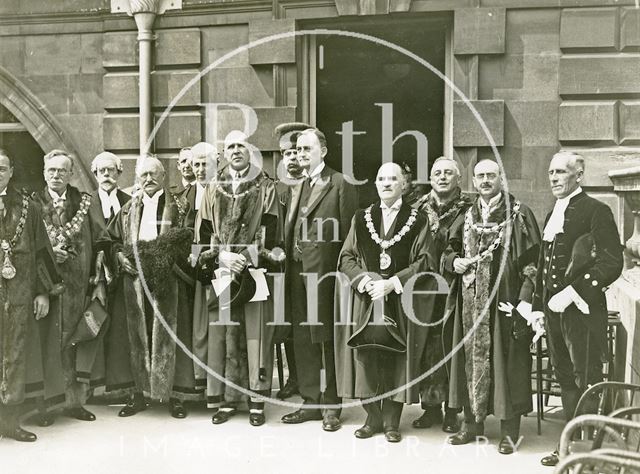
left=281, top=127, right=358, bottom=432
left=272, top=121, right=310, bottom=400
left=336, top=162, right=438, bottom=443
left=170, top=147, right=196, bottom=194
left=412, top=157, right=472, bottom=433
left=104, top=157, right=199, bottom=419
left=179, top=142, right=218, bottom=231
left=89, top=151, right=130, bottom=229
left=195, top=131, right=282, bottom=427
left=36, top=149, right=106, bottom=426
left=445, top=159, right=541, bottom=454
left=535, top=151, right=623, bottom=467
left=0, top=149, right=62, bottom=442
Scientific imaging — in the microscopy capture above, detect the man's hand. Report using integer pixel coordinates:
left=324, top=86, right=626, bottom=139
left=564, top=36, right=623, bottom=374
left=366, top=279, right=395, bottom=301
left=117, top=252, right=137, bottom=275
left=453, top=257, right=473, bottom=274
left=53, top=245, right=69, bottom=264
left=219, top=250, right=247, bottom=275
left=92, top=282, right=107, bottom=306
left=33, top=294, right=49, bottom=320
left=530, top=311, right=545, bottom=344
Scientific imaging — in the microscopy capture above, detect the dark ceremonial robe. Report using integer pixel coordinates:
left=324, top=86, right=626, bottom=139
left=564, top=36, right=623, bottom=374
left=335, top=201, right=438, bottom=403
left=88, top=188, right=130, bottom=234
left=443, top=193, right=541, bottom=422
left=0, top=187, right=61, bottom=406
left=415, top=189, right=473, bottom=404
left=532, top=191, right=623, bottom=360
left=195, top=168, right=283, bottom=407
left=104, top=191, right=200, bottom=402
left=37, top=185, right=104, bottom=408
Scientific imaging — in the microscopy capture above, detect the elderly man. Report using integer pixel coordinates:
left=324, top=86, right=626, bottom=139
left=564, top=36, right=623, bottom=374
left=412, top=157, right=472, bottom=433
left=445, top=159, right=541, bottom=454
left=536, top=151, right=623, bottom=467
left=179, top=142, right=217, bottom=230
left=171, top=147, right=196, bottom=193
left=0, top=149, right=62, bottom=442
left=104, top=157, right=198, bottom=419
left=281, top=127, right=358, bottom=431
left=273, top=121, right=310, bottom=400
left=89, top=151, right=130, bottom=226
left=336, top=162, right=437, bottom=443
left=195, top=130, right=281, bottom=427
left=36, top=150, right=105, bottom=426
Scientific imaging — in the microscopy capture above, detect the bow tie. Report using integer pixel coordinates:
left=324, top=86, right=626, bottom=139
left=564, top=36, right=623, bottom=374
left=53, top=197, right=66, bottom=209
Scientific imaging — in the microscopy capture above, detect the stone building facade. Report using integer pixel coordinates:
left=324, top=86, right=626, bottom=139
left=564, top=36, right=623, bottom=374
left=0, top=0, right=638, bottom=382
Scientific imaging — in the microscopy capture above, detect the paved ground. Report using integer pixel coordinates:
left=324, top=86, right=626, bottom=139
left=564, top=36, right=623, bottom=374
left=1, top=395, right=564, bottom=474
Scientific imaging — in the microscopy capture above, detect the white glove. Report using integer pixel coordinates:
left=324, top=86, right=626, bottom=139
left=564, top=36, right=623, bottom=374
left=548, top=286, right=590, bottom=315
left=529, top=310, right=545, bottom=344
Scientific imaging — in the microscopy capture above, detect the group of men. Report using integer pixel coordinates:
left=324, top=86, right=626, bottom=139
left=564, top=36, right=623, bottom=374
left=0, top=121, right=623, bottom=466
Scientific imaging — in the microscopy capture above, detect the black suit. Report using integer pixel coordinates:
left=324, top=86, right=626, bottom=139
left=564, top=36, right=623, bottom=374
left=532, top=191, right=623, bottom=421
left=284, top=164, right=358, bottom=414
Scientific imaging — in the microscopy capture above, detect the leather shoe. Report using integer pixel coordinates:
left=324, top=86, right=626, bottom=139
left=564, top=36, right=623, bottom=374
left=35, top=414, right=55, bottom=427
left=281, top=409, right=323, bottom=424
left=64, top=407, right=96, bottom=421
left=118, top=396, right=148, bottom=417
left=322, top=414, right=341, bottom=432
left=442, top=411, right=459, bottom=433
left=498, top=437, right=515, bottom=455
left=1, top=427, right=37, bottom=442
left=211, top=409, right=236, bottom=425
left=412, top=409, right=442, bottom=429
left=170, top=400, right=187, bottom=419
left=355, top=424, right=383, bottom=439
left=249, top=412, right=265, bottom=426
left=447, top=430, right=481, bottom=445
left=541, top=450, right=559, bottom=467
left=384, top=429, right=402, bottom=443
left=276, top=379, right=299, bottom=400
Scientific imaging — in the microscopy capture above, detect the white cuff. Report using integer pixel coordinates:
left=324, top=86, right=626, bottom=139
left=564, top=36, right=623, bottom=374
left=357, top=275, right=372, bottom=293
left=390, top=276, right=403, bottom=294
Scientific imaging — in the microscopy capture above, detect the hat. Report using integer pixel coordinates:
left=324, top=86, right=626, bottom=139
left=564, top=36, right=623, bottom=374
left=274, top=122, right=311, bottom=151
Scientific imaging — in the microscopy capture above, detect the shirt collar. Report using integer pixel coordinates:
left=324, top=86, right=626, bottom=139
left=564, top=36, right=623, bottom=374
left=48, top=187, right=67, bottom=201
left=479, top=192, right=502, bottom=210
left=380, top=198, right=403, bottom=211
left=142, top=189, right=163, bottom=203
left=98, top=187, right=117, bottom=199
left=0, top=188, right=7, bottom=197
left=182, top=178, right=195, bottom=188
left=556, top=186, right=582, bottom=204
left=232, top=166, right=250, bottom=179
left=307, top=162, right=325, bottom=179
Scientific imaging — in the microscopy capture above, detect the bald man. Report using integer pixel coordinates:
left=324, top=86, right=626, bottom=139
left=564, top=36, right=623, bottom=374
left=335, top=162, right=437, bottom=443
left=103, top=157, right=200, bottom=419
left=444, top=159, right=541, bottom=454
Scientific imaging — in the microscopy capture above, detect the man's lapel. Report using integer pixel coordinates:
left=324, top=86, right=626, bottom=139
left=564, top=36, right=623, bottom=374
left=303, top=165, right=334, bottom=217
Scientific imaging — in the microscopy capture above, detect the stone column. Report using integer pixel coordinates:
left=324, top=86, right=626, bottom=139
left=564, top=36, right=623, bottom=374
left=607, top=166, right=640, bottom=385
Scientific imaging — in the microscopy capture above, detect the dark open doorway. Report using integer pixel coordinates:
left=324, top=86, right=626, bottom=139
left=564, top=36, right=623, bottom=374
left=310, top=15, right=449, bottom=207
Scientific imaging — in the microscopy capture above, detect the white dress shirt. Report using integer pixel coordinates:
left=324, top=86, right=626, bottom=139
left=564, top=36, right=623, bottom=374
left=479, top=193, right=502, bottom=224
left=231, top=167, right=250, bottom=193
left=98, top=188, right=121, bottom=220
left=304, top=161, right=326, bottom=187
left=542, top=186, right=582, bottom=242
left=48, top=188, right=67, bottom=209
left=138, top=190, right=163, bottom=242
left=194, top=182, right=205, bottom=211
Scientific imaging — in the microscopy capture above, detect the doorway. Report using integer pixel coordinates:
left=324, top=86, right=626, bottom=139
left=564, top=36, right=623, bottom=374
left=304, top=15, right=450, bottom=207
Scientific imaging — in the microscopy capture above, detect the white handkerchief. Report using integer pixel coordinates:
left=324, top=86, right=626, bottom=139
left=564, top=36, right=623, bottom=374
left=212, top=267, right=233, bottom=297
left=248, top=268, right=270, bottom=302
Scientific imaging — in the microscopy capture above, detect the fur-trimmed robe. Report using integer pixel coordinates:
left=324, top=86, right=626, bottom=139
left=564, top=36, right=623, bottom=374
left=103, top=190, right=200, bottom=402
left=194, top=168, right=284, bottom=407
left=443, top=193, right=541, bottom=422
left=335, top=201, right=438, bottom=404
left=0, top=187, right=62, bottom=407
left=36, top=185, right=104, bottom=409
left=415, top=188, right=473, bottom=404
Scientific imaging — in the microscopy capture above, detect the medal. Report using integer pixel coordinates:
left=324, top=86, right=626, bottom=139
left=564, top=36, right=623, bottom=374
left=379, top=251, right=391, bottom=270
left=1, top=240, right=15, bottom=280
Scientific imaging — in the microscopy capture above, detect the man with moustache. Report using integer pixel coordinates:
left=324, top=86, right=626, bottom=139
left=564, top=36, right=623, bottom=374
left=273, top=122, right=311, bottom=400
left=336, top=162, right=437, bottom=443
left=36, top=150, right=106, bottom=426
left=281, top=127, right=358, bottom=431
left=445, top=159, right=541, bottom=454
left=89, top=152, right=130, bottom=227
left=104, top=157, right=198, bottom=419
left=196, top=130, right=281, bottom=426
left=171, top=147, right=196, bottom=194
left=0, top=149, right=62, bottom=442
left=536, top=151, right=623, bottom=467
left=412, top=157, right=472, bottom=433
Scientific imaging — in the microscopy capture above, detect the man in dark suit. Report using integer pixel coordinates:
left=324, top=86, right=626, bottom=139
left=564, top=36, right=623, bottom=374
left=170, top=147, right=196, bottom=194
left=534, top=151, right=623, bottom=467
left=178, top=142, right=217, bottom=230
left=281, top=127, right=358, bottom=432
